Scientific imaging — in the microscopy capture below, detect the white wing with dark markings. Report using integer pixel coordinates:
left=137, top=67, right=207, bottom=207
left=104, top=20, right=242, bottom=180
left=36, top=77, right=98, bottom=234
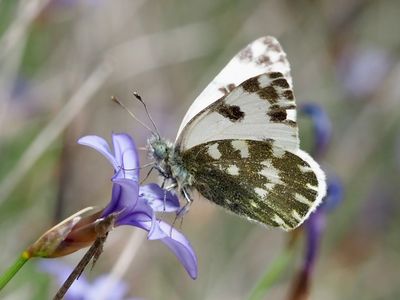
left=176, top=36, right=292, bottom=140
left=176, top=71, right=299, bottom=152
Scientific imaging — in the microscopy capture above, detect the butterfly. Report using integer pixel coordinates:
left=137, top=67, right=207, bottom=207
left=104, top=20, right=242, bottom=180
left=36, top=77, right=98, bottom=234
left=148, top=36, right=326, bottom=230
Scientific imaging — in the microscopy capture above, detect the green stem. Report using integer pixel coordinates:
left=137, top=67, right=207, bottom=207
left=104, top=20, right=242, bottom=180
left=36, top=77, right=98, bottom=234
left=0, top=252, right=30, bottom=291
left=248, top=247, right=294, bottom=300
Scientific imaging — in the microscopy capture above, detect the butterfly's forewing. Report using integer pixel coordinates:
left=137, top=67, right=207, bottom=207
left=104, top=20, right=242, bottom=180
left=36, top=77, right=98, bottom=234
left=176, top=36, right=292, bottom=140
left=176, top=72, right=298, bottom=152
left=182, top=139, right=325, bottom=230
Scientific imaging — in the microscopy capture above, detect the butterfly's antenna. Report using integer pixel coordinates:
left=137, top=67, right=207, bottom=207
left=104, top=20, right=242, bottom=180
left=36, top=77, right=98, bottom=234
left=111, top=96, right=154, bottom=134
left=133, top=92, right=161, bottom=138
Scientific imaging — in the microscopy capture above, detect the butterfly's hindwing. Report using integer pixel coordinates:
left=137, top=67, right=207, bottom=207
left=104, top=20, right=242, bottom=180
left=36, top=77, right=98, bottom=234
left=177, top=72, right=299, bottom=152
left=181, top=139, right=320, bottom=230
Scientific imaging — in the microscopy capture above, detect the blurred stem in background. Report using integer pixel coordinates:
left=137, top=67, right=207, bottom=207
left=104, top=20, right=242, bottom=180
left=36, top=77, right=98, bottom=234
left=248, top=234, right=299, bottom=300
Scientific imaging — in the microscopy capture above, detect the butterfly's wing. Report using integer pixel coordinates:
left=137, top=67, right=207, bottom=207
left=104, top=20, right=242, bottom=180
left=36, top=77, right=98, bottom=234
left=176, top=36, right=292, bottom=140
left=182, top=139, right=325, bottom=230
left=175, top=36, right=325, bottom=229
left=176, top=71, right=298, bottom=152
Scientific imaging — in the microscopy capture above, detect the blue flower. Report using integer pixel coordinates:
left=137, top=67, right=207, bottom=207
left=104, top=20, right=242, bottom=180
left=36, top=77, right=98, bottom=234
left=303, top=175, right=343, bottom=274
left=77, top=133, right=198, bottom=279
left=288, top=104, right=343, bottom=300
left=336, top=47, right=391, bottom=99
left=299, top=103, right=332, bottom=159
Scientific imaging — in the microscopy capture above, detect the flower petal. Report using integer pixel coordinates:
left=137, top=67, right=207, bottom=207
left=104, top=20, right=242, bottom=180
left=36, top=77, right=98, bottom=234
left=158, top=222, right=198, bottom=279
left=139, top=183, right=180, bottom=212
left=304, top=211, right=325, bottom=273
left=112, top=133, right=139, bottom=181
left=116, top=197, right=154, bottom=227
left=102, top=178, right=139, bottom=219
left=117, top=200, right=198, bottom=279
left=322, top=174, right=343, bottom=212
left=78, top=135, right=119, bottom=170
left=300, top=103, right=332, bottom=159
left=117, top=198, right=171, bottom=240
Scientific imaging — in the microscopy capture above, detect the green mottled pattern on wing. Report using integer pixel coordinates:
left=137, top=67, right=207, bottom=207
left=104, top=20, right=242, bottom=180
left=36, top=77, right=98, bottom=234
left=181, top=139, right=318, bottom=230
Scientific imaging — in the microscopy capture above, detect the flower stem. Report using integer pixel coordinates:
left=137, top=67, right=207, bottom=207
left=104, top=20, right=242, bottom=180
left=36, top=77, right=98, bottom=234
left=247, top=247, right=295, bottom=300
left=0, top=251, right=30, bottom=291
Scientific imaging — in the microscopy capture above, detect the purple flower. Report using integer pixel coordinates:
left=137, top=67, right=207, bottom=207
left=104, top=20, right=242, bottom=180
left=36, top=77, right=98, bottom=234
left=77, top=133, right=198, bottom=279
left=288, top=105, right=343, bottom=300
left=336, top=47, right=391, bottom=99
left=303, top=175, right=343, bottom=274
left=39, top=260, right=140, bottom=300
left=298, top=103, right=339, bottom=276
left=289, top=175, right=343, bottom=300
left=300, top=103, right=332, bottom=159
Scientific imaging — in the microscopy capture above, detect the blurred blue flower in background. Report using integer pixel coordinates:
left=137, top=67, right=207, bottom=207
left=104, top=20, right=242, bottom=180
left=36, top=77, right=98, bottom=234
left=39, top=260, right=140, bottom=300
left=289, top=104, right=343, bottom=300
left=300, top=103, right=332, bottom=160
left=78, top=133, right=198, bottom=279
left=336, top=47, right=391, bottom=100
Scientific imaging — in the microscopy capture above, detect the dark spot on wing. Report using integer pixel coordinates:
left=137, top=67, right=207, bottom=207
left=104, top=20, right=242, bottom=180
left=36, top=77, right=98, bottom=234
left=269, top=72, right=283, bottom=79
left=240, top=75, right=289, bottom=104
left=263, top=37, right=282, bottom=52
left=282, top=90, right=294, bottom=100
left=258, top=86, right=279, bottom=103
left=285, top=120, right=297, bottom=127
left=215, top=102, right=245, bottom=122
left=256, top=55, right=271, bottom=66
left=272, top=78, right=289, bottom=88
left=218, top=83, right=236, bottom=95
left=218, top=87, right=228, bottom=94
left=242, top=77, right=260, bottom=93
left=239, top=46, right=253, bottom=62
left=268, top=107, right=287, bottom=122
left=227, top=83, right=236, bottom=92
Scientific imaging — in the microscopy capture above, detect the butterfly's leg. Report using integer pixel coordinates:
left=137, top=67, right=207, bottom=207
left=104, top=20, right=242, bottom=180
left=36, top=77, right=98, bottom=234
left=163, top=180, right=178, bottom=191
left=155, top=166, right=169, bottom=179
left=182, top=187, right=192, bottom=203
left=178, top=187, right=193, bottom=216
left=162, top=182, right=177, bottom=211
left=161, top=177, right=166, bottom=189
left=168, top=187, right=192, bottom=235
left=140, top=166, right=155, bottom=185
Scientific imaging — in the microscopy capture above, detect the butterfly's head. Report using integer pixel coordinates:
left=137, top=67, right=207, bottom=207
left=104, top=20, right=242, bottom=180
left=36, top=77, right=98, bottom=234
left=147, top=135, right=172, bottom=163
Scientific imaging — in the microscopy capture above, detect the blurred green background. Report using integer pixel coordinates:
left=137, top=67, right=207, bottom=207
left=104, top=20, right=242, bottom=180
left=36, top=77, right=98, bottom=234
left=1, top=0, right=399, bottom=299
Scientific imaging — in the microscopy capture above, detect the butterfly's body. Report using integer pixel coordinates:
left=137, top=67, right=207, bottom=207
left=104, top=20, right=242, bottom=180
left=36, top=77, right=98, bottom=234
left=148, top=135, right=193, bottom=193
left=148, top=36, right=326, bottom=230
